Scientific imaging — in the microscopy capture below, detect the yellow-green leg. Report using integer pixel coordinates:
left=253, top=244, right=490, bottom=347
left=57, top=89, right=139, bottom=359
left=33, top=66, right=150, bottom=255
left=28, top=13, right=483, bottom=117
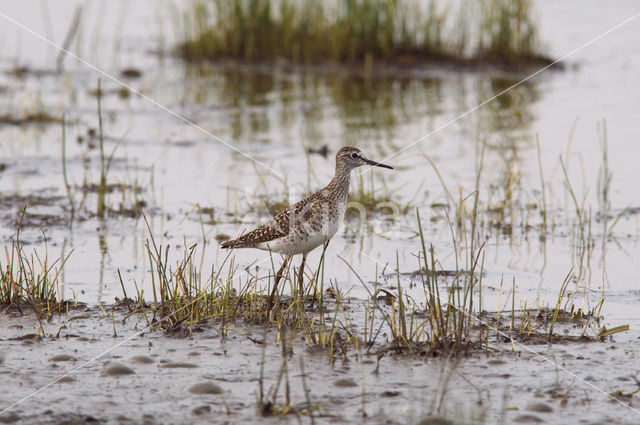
left=298, top=253, right=307, bottom=298
left=267, top=255, right=291, bottom=314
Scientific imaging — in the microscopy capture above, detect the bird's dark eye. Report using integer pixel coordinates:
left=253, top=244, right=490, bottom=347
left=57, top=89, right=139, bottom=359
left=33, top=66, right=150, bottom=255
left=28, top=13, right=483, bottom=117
left=350, top=153, right=359, bottom=159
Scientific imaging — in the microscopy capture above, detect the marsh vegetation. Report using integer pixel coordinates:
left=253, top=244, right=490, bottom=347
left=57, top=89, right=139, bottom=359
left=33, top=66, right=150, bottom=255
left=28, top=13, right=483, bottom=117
left=178, top=0, right=552, bottom=68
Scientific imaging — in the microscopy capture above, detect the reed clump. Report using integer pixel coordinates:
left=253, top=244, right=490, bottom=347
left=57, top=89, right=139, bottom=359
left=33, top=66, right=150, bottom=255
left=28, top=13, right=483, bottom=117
left=481, top=270, right=623, bottom=345
left=365, top=209, right=487, bottom=355
left=134, top=222, right=316, bottom=320
left=122, top=218, right=357, bottom=362
left=177, top=0, right=552, bottom=68
left=361, top=210, right=623, bottom=356
left=0, top=212, right=73, bottom=317
left=476, top=0, right=542, bottom=65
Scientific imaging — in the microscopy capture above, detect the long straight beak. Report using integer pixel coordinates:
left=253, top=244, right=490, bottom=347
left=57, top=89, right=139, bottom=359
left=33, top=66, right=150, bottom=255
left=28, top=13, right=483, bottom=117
left=364, top=157, right=393, bottom=169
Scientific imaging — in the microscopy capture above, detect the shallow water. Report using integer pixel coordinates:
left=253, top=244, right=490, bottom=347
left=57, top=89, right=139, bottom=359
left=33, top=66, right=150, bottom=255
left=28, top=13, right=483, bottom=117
left=2, top=1, right=640, bottom=424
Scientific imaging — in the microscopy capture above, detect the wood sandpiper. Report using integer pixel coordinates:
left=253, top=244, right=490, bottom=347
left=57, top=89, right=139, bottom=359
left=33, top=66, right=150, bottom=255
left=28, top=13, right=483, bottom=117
left=221, top=146, right=393, bottom=310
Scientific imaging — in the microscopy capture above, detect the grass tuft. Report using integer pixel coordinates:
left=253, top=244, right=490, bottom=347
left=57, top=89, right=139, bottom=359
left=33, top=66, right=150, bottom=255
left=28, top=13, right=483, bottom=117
left=177, top=0, right=552, bottom=68
left=0, top=209, right=74, bottom=323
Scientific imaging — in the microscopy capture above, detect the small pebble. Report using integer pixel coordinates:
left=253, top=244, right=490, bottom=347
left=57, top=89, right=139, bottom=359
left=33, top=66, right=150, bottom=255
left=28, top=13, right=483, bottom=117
left=333, top=378, right=358, bottom=388
left=189, top=383, right=224, bottom=395
left=104, top=363, right=135, bottom=376
left=513, top=414, right=544, bottom=423
left=120, top=68, right=142, bottom=78
left=526, top=402, right=553, bottom=413
left=192, top=405, right=211, bottom=415
left=160, top=362, right=198, bottom=369
left=0, top=412, right=20, bottom=423
left=417, top=416, right=454, bottom=425
left=50, top=354, right=76, bottom=362
left=130, top=355, right=154, bottom=364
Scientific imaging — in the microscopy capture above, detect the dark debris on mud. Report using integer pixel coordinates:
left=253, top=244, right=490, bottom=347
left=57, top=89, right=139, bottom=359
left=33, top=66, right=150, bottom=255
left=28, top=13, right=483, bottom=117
left=0, top=193, right=68, bottom=228
left=6, top=412, right=105, bottom=425
left=0, top=191, right=153, bottom=229
left=0, top=112, right=63, bottom=126
left=1, top=301, right=89, bottom=319
left=0, top=193, right=65, bottom=210
left=3, top=409, right=165, bottom=425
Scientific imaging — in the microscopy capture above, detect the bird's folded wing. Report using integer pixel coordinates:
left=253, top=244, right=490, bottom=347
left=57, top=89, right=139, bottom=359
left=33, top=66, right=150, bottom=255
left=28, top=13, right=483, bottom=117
left=222, top=191, right=326, bottom=248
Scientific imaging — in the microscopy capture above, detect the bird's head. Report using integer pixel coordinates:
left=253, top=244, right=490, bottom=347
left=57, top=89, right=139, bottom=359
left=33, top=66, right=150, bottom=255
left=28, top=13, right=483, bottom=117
left=336, top=146, right=393, bottom=171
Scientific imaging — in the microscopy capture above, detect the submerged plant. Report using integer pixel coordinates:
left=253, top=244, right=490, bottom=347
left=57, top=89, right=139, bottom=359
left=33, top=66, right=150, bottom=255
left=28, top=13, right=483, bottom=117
left=59, top=79, right=148, bottom=221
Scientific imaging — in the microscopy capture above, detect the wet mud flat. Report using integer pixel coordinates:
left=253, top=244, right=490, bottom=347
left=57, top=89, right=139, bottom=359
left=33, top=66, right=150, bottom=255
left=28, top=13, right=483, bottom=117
left=1, top=307, right=638, bottom=425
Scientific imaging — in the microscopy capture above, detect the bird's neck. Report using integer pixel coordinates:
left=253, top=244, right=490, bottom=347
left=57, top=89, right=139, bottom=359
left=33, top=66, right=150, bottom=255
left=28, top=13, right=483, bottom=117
left=325, top=163, right=352, bottom=201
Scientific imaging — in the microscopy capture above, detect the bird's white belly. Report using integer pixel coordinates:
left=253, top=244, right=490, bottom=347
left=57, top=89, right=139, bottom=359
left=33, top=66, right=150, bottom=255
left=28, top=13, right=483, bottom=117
left=257, top=216, right=342, bottom=255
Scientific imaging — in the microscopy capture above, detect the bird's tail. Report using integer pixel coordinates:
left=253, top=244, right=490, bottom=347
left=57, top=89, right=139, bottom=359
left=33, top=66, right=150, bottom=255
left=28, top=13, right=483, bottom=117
left=220, top=238, right=250, bottom=249
left=220, top=228, right=265, bottom=249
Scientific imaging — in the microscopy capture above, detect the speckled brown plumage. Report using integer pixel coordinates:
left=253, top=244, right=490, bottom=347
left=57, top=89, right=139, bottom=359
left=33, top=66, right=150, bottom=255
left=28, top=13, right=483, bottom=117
left=221, top=146, right=393, bottom=256
left=220, top=189, right=333, bottom=249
